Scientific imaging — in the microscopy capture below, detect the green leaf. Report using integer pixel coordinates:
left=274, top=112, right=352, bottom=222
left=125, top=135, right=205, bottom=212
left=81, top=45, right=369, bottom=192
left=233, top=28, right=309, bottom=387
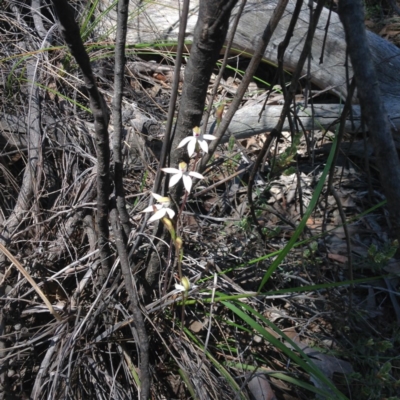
left=222, top=300, right=348, bottom=399
left=258, top=132, right=339, bottom=292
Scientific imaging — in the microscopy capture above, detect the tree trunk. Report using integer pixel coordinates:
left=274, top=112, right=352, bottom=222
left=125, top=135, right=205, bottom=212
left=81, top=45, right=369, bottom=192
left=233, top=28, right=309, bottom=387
left=144, top=0, right=238, bottom=286
left=169, top=0, right=238, bottom=172
left=338, top=0, right=400, bottom=244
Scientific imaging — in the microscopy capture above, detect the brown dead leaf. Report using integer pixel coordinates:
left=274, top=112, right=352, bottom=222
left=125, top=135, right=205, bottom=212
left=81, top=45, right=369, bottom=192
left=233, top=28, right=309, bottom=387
left=248, top=375, right=277, bottom=400
left=189, top=320, right=203, bottom=333
left=306, top=217, right=324, bottom=229
left=365, top=20, right=376, bottom=30
left=243, top=136, right=258, bottom=149
left=153, top=72, right=166, bottom=81
left=47, top=81, right=57, bottom=101
left=328, top=253, right=348, bottom=263
left=305, top=348, right=353, bottom=396
left=284, top=331, right=353, bottom=397
left=379, top=20, right=400, bottom=45
left=379, top=21, right=400, bottom=37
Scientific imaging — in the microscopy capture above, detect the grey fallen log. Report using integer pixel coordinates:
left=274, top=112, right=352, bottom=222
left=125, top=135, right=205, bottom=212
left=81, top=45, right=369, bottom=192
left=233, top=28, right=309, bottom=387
left=3, top=102, right=399, bottom=155
left=213, top=103, right=362, bottom=142
left=129, top=102, right=400, bottom=150
left=100, top=0, right=400, bottom=108
left=213, top=103, right=400, bottom=151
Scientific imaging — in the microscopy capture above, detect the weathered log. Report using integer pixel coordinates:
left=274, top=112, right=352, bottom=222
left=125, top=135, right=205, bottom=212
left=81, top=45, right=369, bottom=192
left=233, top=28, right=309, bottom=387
left=6, top=1, right=397, bottom=153
left=3, top=101, right=399, bottom=154
left=211, top=102, right=400, bottom=147
left=100, top=0, right=400, bottom=135
left=213, top=103, right=362, bottom=140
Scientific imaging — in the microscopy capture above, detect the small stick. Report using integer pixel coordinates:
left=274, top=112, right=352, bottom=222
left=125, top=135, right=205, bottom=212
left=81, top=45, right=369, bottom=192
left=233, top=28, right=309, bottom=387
left=0, top=242, right=62, bottom=321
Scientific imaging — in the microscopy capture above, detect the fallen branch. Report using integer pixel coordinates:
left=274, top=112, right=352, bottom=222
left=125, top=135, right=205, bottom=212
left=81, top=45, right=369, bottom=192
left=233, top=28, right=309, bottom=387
left=101, top=0, right=400, bottom=129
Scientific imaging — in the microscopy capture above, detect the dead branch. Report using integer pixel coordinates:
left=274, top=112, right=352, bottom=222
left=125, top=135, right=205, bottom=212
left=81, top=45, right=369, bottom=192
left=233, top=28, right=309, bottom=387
left=112, top=0, right=131, bottom=239
left=51, top=0, right=112, bottom=280
left=338, top=0, right=400, bottom=245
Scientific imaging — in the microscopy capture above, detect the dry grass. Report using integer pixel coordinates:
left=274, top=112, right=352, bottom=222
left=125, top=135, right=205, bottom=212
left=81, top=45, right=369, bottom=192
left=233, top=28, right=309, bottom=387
left=0, top=2, right=400, bottom=399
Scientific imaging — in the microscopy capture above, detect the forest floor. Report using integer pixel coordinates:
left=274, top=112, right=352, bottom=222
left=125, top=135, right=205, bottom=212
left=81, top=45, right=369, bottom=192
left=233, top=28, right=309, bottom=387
left=1, top=2, right=400, bottom=400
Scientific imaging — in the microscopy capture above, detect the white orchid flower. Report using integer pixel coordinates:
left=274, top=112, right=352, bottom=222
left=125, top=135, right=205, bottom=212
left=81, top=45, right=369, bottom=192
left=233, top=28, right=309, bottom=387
left=177, top=126, right=216, bottom=157
left=175, top=276, right=197, bottom=292
left=162, top=161, right=204, bottom=193
left=141, top=192, right=175, bottom=222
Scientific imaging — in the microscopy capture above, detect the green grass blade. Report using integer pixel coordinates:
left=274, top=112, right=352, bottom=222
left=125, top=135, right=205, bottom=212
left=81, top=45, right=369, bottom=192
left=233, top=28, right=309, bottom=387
left=178, top=368, right=197, bottom=399
left=224, top=362, right=331, bottom=397
left=182, top=275, right=391, bottom=307
left=80, top=0, right=118, bottom=43
left=258, top=132, right=339, bottom=292
left=183, top=327, right=247, bottom=400
left=222, top=300, right=348, bottom=399
left=80, top=0, right=101, bottom=40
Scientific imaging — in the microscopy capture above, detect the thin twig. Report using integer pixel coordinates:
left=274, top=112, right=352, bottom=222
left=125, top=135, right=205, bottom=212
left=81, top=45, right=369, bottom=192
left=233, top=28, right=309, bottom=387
left=199, top=0, right=290, bottom=172
left=247, top=0, right=325, bottom=239
left=0, top=242, right=62, bottom=321
left=113, top=0, right=131, bottom=239
left=52, top=0, right=112, bottom=281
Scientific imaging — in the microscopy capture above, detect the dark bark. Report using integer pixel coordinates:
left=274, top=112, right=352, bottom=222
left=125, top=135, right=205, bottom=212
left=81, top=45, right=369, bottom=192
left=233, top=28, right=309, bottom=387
left=51, top=0, right=111, bottom=280
left=145, top=0, right=238, bottom=287
left=111, top=2, right=150, bottom=398
left=152, top=0, right=190, bottom=194
left=109, top=205, right=150, bottom=400
left=200, top=0, right=289, bottom=170
left=53, top=1, right=151, bottom=396
left=199, top=0, right=248, bottom=142
left=170, top=0, right=238, bottom=182
left=338, top=0, right=400, bottom=245
left=113, top=0, right=131, bottom=239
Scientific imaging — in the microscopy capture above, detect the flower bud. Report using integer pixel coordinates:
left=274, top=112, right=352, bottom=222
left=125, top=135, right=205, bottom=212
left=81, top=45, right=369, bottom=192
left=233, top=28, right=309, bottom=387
left=180, top=276, right=191, bottom=291
left=162, top=217, right=176, bottom=240
left=216, top=103, right=224, bottom=123
left=175, top=236, right=183, bottom=251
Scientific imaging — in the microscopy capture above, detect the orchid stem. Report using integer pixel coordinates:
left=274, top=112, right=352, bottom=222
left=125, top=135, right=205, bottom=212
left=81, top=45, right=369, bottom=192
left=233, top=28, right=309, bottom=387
left=177, top=190, right=189, bottom=223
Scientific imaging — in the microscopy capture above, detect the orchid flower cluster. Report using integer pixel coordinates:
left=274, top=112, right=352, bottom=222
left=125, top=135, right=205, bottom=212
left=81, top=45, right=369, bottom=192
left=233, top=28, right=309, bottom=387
left=141, top=126, right=217, bottom=292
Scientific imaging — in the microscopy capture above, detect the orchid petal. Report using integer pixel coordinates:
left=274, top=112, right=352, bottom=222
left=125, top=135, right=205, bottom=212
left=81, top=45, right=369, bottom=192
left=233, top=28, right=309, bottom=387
left=188, top=171, right=205, bottom=180
left=198, top=139, right=209, bottom=153
left=203, top=134, right=217, bottom=140
left=175, top=283, right=186, bottom=292
left=166, top=208, right=175, bottom=219
left=142, top=204, right=159, bottom=213
left=162, top=168, right=180, bottom=174
left=151, top=192, right=163, bottom=201
left=177, top=137, right=192, bottom=148
left=169, top=172, right=182, bottom=188
left=182, top=174, right=192, bottom=193
left=187, top=138, right=196, bottom=157
left=158, top=197, right=171, bottom=205
left=148, top=209, right=166, bottom=222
